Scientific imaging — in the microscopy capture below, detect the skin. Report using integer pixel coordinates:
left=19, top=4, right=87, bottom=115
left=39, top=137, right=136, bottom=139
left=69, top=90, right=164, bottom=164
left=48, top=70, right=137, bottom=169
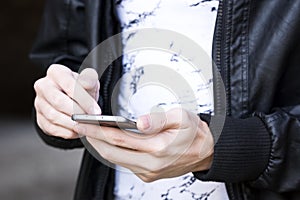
left=34, top=64, right=101, bottom=139
left=34, top=64, right=214, bottom=182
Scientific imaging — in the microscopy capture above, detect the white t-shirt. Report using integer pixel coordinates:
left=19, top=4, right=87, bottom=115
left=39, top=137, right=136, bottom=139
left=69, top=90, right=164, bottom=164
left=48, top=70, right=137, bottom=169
left=114, top=0, right=229, bottom=199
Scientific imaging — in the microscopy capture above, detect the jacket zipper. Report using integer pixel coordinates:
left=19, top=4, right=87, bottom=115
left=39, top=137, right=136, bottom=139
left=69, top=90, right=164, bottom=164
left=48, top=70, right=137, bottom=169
left=218, top=0, right=231, bottom=116
left=102, top=64, right=114, bottom=114
left=214, top=0, right=240, bottom=199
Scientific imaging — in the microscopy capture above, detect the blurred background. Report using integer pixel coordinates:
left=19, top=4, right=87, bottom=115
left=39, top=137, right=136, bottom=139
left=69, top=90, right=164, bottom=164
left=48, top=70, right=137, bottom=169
left=0, top=1, right=83, bottom=199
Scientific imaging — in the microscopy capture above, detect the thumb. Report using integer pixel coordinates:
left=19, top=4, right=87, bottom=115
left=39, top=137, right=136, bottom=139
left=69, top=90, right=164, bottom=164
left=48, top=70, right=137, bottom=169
left=78, top=68, right=100, bottom=100
left=137, top=108, right=186, bottom=134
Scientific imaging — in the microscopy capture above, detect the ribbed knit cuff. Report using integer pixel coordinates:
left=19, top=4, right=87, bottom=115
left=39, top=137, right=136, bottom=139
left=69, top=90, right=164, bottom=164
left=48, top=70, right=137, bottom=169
left=194, top=116, right=271, bottom=183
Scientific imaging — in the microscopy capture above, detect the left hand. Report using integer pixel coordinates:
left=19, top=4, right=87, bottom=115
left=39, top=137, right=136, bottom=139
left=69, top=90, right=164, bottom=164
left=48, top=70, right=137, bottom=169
left=73, top=108, right=214, bottom=182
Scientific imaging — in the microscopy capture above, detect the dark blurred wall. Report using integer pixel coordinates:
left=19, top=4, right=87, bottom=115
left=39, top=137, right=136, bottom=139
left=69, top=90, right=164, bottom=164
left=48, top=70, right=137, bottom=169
left=0, top=1, right=45, bottom=118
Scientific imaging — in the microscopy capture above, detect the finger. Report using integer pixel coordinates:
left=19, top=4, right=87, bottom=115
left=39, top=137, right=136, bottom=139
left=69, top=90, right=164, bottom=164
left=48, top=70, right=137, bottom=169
left=86, top=137, right=152, bottom=172
left=46, top=64, right=77, bottom=96
left=35, top=96, right=79, bottom=130
left=86, top=137, right=175, bottom=176
left=77, top=68, right=100, bottom=100
left=35, top=78, right=85, bottom=115
left=73, top=82, right=102, bottom=114
left=73, top=123, right=172, bottom=153
left=137, top=108, right=190, bottom=134
left=37, top=111, right=79, bottom=139
left=74, top=124, right=140, bottom=149
left=46, top=64, right=101, bottom=114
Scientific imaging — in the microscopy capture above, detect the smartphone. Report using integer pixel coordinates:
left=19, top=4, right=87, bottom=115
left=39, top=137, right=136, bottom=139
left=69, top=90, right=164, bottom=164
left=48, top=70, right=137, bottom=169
left=71, top=114, right=137, bottom=129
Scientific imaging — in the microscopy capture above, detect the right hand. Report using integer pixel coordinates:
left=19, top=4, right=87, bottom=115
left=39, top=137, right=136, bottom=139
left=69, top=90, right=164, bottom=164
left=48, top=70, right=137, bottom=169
left=34, top=64, right=101, bottom=139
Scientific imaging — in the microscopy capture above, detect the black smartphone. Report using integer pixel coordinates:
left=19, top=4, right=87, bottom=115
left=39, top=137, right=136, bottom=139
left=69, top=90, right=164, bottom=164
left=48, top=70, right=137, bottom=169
left=71, top=114, right=137, bottom=129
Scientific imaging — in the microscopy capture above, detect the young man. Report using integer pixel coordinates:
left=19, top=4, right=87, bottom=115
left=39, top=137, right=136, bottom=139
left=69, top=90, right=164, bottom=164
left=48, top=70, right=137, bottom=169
left=31, top=0, right=300, bottom=199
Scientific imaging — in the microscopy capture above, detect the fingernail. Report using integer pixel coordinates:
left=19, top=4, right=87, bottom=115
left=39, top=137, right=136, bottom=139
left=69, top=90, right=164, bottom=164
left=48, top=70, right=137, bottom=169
left=138, top=115, right=150, bottom=130
left=81, top=77, right=96, bottom=89
left=74, top=124, right=86, bottom=134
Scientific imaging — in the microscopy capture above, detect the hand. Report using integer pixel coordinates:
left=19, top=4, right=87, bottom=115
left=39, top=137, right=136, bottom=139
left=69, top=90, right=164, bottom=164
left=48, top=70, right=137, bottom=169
left=34, top=64, right=101, bottom=139
left=74, top=108, right=214, bottom=182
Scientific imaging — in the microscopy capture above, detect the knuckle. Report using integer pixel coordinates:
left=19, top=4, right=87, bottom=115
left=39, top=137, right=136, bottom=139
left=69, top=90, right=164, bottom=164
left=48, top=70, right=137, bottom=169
left=168, top=107, right=182, bottom=117
left=140, top=176, right=151, bottom=183
left=170, top=107, right=182, bottom=113
left=34, top=97, right=40, bottom=110
left=36, top=114, right=45, bottom=130
left=189, top=111, right=199, bottom=123
left=44, top=123, right=57, bottom=136
left=52, top=95, right=63, bottom=108
left=51, top=127, right=71, bottom=139
left=47, top=64, right=67, bottom=76
left=139, top=173, right=158, bottom=183
left=33, top=78, right=45, bottom=93
left=110, top=136, right=125, bottom=147
left=47, top=109, right=58, bottom=123
left=166, top=108, right=182, bottom=126
left=46, top=64, right=57, bottom=76
left=61, top=132, right=77, bottom=140
left=151, top=141, right=168, bottom=157
left=64, top=80, right=75, bottom=96
left=58, top=98, right=71, bottom=112
left=33, top=80, right=40, bottom=92
left=146, top=160, right=163, bottom=173
left=199, top=119, right=209, bottom=129
left=152, top=147, right=167, bottom=158
left=179, top=109, right=189, bottom=122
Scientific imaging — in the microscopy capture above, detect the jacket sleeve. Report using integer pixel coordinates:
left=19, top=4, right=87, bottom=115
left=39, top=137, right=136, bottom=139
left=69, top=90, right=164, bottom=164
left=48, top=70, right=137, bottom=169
left=30, top=0, right=88, bottom=70
left=30, top=0, right=88, bottom=149
left=193, top=1, right=300, bottom=193
left=195, top=90, right=300, bottom=193
left=195, top=114, right=271, bottom=184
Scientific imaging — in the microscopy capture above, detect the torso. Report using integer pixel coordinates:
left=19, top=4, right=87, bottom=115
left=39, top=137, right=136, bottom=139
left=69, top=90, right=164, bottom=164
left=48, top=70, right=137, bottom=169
left=114, top=0, right=228, bottom=199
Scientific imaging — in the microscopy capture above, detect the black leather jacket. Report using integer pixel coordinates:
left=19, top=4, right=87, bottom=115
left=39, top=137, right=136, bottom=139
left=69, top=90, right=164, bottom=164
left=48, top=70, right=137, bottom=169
left=30, top=0, right=300, bottom=199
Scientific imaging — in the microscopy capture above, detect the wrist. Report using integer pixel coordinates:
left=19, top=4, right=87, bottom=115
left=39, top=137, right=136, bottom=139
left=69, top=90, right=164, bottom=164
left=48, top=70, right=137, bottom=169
left=192, top=120, right=214, bottom=172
